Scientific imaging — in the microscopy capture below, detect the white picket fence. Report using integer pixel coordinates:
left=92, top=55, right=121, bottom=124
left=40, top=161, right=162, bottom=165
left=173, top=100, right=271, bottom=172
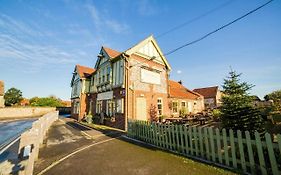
left=128, top=120, right=281, bottom=175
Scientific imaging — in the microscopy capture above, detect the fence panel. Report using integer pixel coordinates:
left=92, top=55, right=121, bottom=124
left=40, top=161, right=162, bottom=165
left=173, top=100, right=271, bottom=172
left=127, top=120, right=281, bottom=175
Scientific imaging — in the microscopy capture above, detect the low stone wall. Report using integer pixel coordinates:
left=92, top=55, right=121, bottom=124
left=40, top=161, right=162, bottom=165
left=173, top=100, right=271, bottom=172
left=0, top=107, right=56, bottom=119
left=0, top=111, right=58, bottom=175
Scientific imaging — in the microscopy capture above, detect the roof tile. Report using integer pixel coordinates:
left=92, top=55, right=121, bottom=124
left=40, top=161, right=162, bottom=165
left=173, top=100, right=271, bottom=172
left=169, top=80, right=202, bottom=100
left=193, top=86, right=219, bottom=98
left=76, top=65, right=95, bottom=78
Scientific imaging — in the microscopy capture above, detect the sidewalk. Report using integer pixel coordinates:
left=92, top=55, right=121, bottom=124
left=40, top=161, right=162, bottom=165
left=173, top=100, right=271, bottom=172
left=34, top=118, right=236, bottom=175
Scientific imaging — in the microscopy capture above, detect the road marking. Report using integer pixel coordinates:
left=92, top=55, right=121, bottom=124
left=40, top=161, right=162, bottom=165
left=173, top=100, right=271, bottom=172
left=37, top=136, right=120, bottom=175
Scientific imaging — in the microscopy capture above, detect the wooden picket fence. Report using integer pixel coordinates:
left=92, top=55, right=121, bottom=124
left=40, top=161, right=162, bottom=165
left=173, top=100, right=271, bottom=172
left=127, top=120, right=281, bottom=175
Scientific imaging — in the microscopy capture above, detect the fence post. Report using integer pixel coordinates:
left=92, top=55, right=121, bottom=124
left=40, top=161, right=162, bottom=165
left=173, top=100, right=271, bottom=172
left=222, top=129, right=229, bottom=166
left=171, top=124, right=176, bottom=151
left=175, top=125, right=180, bottom=152
left=184, top=126, right=189, bottom=155
left=237, top=130, right=246, bottom=172
left=203, top=127, right=210, bottom=160
left=245, top=131, right=255, bottom=174
left=215, top=128, right=222, bottom=164
left=168, top=124, right=172, bottom=150
left=229, top=129, right=237, bottom=168
left=193, top=127, right=199, bottom=157
left=209, top=127, right=216, bottom=162
left=254, top=132, right=267, bottom=175
left=198, top=127, right=204, bottom=158
left=179, top=125, right=184, bottom=153
left=189, top=126, right=194, bottom=156
left=164, top=124, right=169, bottom=150
left=265, top=133, right=278, bottom=175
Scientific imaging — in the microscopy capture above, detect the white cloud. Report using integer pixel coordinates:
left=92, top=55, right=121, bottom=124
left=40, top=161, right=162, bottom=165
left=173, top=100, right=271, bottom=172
left=105, top=20, right=129, bottom=34
left=176, top=70, right=182, bottom=74
left=137, top=0, right=158, bottom=16
left=85, top=3, right=130, bottom=34
left=0, top=15, right=82, bottom=73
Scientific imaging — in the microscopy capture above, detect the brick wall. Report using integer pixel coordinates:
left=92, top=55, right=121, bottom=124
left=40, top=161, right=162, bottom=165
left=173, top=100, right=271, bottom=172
left=0, top=107, right=56, bottom=119
left=128, top=54, right=170, bottom=121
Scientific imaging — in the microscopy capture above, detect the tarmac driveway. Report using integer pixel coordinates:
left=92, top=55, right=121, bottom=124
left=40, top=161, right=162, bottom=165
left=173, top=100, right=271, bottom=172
left=34, top=118, right=235, bottom=175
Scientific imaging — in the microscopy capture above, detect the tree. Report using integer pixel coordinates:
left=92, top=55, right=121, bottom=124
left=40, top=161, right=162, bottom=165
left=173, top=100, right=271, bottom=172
left=149, top=104, right=158, bottom=122
left=220, top=70, right=265, bottom=135
left=30, top=96, right=63, bottom=107
left=264, top=89, right=281, bottom=111
left=4, top=87, right=23, bottom=106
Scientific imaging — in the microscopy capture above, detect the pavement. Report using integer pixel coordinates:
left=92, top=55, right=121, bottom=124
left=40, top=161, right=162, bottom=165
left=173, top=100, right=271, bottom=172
left=34, top=117, right=236, bottom=175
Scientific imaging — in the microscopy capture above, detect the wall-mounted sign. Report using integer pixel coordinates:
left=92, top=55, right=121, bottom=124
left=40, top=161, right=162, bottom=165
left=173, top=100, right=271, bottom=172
left=97, top=91, right=113, bottom=100
left=140, top=68, right=161, bottom=85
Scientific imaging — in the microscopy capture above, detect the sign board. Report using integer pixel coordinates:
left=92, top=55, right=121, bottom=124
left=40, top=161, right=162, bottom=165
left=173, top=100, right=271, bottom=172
left=97, top=91, right=113, bottom=100
left=140, top=69, right=161, bottom=85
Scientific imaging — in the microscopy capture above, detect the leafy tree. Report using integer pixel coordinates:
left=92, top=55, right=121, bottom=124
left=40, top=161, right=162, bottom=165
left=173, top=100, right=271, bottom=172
left=220, top=70, right=265, bottom=135
left=264, top=90, right=281, bottom=111
left=4, top=87, right=23, bottom=106
left=149, top=104, right=158, bottom=122
left=30, top=96, right=63, bottom=107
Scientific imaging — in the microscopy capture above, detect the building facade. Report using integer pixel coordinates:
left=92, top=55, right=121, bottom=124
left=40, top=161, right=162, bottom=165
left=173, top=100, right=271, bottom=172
left=193, top=86, right=222, bottom=109
left=70, top=65, right=95, bottom=120
left=87, top=36, right=172, bottom=130
left=71, top=36, right=206, bottom=130
left=168, top=80, right=204, bottom=117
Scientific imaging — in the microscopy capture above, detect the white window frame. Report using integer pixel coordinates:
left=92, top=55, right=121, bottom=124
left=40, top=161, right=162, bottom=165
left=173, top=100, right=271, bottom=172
left=157, top=98, right=163, bottom=116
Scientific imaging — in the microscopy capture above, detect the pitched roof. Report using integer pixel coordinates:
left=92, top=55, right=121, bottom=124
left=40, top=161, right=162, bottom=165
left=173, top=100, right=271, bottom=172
left=193, top=86, right=219, bottom=98
left=102, top=46, right=121, bottom=58
left=169, top=80, right=202, bottom=100
left=125, top=35, right=171, bottom=70
left=76, top=65, right=95, bottom=78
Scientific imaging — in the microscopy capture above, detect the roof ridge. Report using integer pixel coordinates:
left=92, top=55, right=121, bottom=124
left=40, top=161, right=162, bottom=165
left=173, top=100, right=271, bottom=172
left=193, top=86, right=219, bottom=90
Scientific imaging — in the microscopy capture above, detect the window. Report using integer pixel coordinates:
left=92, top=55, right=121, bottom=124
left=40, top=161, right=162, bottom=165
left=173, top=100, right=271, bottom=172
left=102, top=68, right=105, bottom=83
left=181, top=101, right=186, bottom=108
left=172, top=101, right=178, bottom=113
left=106, top=100, right=117, bottom=116
left=157, top=98, right=163, bottom=115
left=73, top=101, right=80, bottom=114
left=116, top=99, right=123, bottom=113
left=96, top=100, right=102, bottom=114
left=107, top=66, right=111, bottom=82
left=98, top=71, right=101, bottom=84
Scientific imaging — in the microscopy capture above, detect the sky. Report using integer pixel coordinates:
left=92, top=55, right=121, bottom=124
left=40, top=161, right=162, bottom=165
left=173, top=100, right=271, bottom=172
left=0, top=0, right=280, bottom=100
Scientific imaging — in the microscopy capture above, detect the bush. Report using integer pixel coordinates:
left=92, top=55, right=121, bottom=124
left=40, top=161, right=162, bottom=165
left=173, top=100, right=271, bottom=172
left=212, top=109, right=221, bottom=121
left=179, top=107, right=187, bottom=117
left=85, top=114, right=93, bottom=124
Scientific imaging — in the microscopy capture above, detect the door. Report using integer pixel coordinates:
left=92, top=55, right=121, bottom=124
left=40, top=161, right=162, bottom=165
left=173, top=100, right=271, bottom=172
left=136, top=97, right=147, bottom=120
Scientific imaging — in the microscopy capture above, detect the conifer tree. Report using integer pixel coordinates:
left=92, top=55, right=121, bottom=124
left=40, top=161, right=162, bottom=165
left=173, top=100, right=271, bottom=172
left=221, top=70, right=265, bottom=135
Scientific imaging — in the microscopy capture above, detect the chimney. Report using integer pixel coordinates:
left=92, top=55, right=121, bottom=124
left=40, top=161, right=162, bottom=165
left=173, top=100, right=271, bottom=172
left=178, top=80, right=182, bottom=85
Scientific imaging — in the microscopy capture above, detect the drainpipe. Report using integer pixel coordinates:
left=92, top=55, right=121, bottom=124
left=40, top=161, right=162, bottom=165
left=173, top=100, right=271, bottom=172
left=123, top=53, right=129, bottom=131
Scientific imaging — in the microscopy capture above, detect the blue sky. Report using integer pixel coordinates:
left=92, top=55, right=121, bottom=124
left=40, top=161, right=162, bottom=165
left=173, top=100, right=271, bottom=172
left=0, top=0, right=280, bottom=100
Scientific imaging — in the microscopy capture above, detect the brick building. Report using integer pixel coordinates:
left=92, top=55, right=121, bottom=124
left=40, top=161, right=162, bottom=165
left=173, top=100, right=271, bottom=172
left=0, top=80, right=4, bottom=107
left=71, top=36, right=205, bottom=130
left=168, top=80, right=204, bottom=117
left=86, top=36, right=171, bottom=130
left=193, top=86, right=222, bottom=109
left=70, top=65, right=95, bottom=120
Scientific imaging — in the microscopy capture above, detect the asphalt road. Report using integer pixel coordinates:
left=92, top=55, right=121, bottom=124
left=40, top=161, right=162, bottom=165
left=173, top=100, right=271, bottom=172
left=0, top=119, right=35, bottom=146
left=34, top=119, right=236, bottom=175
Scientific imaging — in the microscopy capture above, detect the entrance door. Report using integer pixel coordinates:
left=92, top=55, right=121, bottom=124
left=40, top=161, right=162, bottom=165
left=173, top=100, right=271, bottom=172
left=136, top=97, right=147, bottom=121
